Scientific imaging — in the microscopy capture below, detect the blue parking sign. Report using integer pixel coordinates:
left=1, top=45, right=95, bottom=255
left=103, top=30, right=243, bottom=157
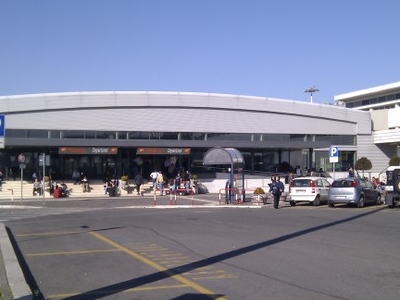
left=329, top=146, right=339, bottom=163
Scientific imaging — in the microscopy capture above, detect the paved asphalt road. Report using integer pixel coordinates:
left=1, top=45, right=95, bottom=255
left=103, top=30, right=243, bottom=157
left=1, top=196, right=400, bottom=300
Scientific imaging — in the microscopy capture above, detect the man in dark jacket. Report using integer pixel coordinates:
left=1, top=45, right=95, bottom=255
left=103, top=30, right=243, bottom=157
left=134, top=173, right=144, bottom=196
left=270, top=175, right=284, bottom=209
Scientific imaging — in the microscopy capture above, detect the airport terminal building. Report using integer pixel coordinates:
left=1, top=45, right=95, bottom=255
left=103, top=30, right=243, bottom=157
left=0, top=86, right=395, bottom=181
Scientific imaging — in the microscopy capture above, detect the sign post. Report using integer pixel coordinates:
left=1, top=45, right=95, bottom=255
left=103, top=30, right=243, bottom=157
left=329, top=146, right=339, bottom=179
left=17, top=153, right=26, bottom=202
left=40, top=153, right=46, bottom=201
left=39, top=153, right=50, bottom=201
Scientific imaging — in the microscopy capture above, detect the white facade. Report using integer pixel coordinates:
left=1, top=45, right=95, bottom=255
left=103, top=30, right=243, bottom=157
left=0, top=91, right=370, bottom=135
left=0, top=91, right=375, bottom=176
left=335, top=81, right=400, bottom=174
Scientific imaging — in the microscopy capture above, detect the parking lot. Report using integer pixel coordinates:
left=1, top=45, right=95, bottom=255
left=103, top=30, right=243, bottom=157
left=2, top=196, right=400, bottom=300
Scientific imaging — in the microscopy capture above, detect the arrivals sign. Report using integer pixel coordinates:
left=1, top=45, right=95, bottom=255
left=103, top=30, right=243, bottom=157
left=136, top=148, right=191, bottom=155
left=59, top=147, right=118, bottom=155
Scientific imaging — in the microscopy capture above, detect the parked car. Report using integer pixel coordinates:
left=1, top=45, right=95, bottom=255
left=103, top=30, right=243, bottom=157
left=328, top=177, right=382, bottom=208
left=287, top=176, right=331, bottom=206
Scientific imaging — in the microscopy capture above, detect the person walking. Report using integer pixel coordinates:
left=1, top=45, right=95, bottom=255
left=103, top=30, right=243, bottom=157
left=269, top=175, right=284, bottom=209
left=134, top=173, right=144, bottom=196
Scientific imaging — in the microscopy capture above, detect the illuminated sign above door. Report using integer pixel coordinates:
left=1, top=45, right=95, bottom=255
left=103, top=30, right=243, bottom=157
left=136, top=148, right=191, bottom=155
left=59, top=147, right=118, bottom=155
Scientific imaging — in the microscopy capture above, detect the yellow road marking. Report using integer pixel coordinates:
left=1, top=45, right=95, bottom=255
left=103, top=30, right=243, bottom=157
left=26, top=248, right=121, bottom=257
left=89, top=231, right=227, bottom=300
left=47, top=284, right=189, bottom=299
left=16, top=230, right=84, bottom=237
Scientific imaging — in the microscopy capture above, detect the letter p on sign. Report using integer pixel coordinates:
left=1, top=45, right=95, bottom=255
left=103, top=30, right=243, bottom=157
left=329, top=146, right=339, bottom=163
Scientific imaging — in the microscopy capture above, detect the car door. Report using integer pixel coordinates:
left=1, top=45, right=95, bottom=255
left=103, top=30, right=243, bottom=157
left=320, top=178, right=330, bottom=201
left=362, top=180, right=374, bottom=203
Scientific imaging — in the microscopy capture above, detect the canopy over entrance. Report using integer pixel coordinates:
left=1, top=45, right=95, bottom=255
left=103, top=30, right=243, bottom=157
left=202, top=147, right=244, bottom=166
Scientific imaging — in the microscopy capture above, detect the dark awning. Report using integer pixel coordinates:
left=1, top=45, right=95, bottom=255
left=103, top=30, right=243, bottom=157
left=202, top=147, right=244, bottom=166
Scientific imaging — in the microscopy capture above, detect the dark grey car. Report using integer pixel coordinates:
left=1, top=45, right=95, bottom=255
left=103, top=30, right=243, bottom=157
left=328, top=177, right=382, bottom=208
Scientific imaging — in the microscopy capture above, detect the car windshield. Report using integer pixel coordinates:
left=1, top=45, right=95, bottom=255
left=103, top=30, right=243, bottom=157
left=332, top=180, right=354, bottom=187
left=293, top=180, right=312, bottom=187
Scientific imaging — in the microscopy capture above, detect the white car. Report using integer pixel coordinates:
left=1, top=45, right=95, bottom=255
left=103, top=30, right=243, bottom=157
left=287, top=176, right=331, bottom=206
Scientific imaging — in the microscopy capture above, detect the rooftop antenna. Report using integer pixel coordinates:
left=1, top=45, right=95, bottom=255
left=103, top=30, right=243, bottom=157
left=304, top=86, right=320, bottom=103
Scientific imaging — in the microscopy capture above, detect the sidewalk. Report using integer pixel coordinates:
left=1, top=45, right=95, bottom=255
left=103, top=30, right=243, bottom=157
left=0, top=223, right=31, bottom=300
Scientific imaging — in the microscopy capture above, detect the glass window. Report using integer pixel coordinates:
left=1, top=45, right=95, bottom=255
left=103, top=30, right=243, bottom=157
left=96, top=131, right=116, bottom=139
left=162, top=132, right=179, bottom=140
left=85, top=131, right=96, bottom=139
left=386, top=94, right=395, bottom=101
left=370, top=98, right=378, bottom=104
left=50, top=130, right=61, bottom=139
left=64, top=130, right=84, bottom=139
left=24, top=130, right=48, bottom=138
left=362, top=99, right=370, bottom=105
left=117, top=132, right=128, bottom=140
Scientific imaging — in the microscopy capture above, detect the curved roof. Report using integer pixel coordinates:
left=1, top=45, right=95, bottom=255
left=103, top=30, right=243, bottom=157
left=203, top=147, right=244, bottom=166
left=0, top=91, right=371, bottom=135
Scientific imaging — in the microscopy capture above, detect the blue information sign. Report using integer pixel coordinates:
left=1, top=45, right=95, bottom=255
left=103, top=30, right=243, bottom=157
left=0, top=115, right=4, bottom=137
left=0, top=114, right=5, bottom=149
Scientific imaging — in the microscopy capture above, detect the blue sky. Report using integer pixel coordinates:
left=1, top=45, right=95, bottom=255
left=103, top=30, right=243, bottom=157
left=1, top=0, right=399, bottom=103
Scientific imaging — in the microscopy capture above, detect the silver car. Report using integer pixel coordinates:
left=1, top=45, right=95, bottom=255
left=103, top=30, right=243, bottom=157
left=287, top=176, right=331, bottom=206
left=328, top=177, right=382, bottom=208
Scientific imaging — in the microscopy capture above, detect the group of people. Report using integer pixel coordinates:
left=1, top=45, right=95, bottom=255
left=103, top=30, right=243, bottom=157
left=32, top=178, right=69, bottom=198
left=104, top=177, right=119, bottom=197
left=149, top=169, right=192, bottom=196
left=150, top=171, right=165, bottom=195
left=51, top=181, right=69, bottom=198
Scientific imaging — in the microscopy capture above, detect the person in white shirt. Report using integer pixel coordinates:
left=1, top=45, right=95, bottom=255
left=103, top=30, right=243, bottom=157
left=149, top=171, right=159, bottom=189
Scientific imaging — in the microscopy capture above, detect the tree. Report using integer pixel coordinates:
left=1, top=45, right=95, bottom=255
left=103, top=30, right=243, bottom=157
left=354, top=157, right=372, bottom=177
left=389, top=155, right=400, bottom=166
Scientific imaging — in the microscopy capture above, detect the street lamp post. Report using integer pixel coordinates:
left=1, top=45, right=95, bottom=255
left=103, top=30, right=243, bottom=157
left=304, top=87, right=320, bottom=103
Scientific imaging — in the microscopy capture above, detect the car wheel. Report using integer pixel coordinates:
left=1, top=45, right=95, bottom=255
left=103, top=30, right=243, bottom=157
left=313, top=195, right=321, bottom=206
left=328, top=202, right=334, bottom=207
left=290, top=200, right=296, bottom=206
left=357, top=197, right=364, bottom=208
left=375, top=194, right=382, bottom=205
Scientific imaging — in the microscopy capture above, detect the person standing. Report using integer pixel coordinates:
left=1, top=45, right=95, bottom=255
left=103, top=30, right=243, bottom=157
left=31, top=171, right=37, bottom=183
left=81, top=175, right=90, bottom=193
left=269, top=175, right=283, bottom=209
left=32, top=178, right=42, bottom=196
left=149, top=171, right=159, bottom=190
left=156, top=172, right=165, bottom=196
left=134, top=173, right=144, bottom=196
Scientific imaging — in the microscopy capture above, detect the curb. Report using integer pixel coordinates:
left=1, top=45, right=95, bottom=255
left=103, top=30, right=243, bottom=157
left=0, top=223, right=32, bottom=300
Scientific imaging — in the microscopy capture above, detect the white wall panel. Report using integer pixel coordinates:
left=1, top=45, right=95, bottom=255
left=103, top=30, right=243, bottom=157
left=6, top=108, right=359, bottom=135
left=0, top=91, right=371, bottom=135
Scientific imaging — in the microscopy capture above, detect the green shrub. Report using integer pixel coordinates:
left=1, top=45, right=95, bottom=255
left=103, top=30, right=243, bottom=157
left=253, top=187, right=265, bottom=194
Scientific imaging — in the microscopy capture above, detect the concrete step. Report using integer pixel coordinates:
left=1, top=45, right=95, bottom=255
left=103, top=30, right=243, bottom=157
left=0, top=180, right=156, bottom=201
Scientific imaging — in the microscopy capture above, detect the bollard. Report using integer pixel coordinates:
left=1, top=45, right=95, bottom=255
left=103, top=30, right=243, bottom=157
left=153, top=190, right=157, bottom=206
left=8, top=189, right=14, bottom=202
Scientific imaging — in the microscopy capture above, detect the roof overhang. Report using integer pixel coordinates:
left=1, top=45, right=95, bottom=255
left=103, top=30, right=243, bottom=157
left=203, top=147, right=244, bottom=166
